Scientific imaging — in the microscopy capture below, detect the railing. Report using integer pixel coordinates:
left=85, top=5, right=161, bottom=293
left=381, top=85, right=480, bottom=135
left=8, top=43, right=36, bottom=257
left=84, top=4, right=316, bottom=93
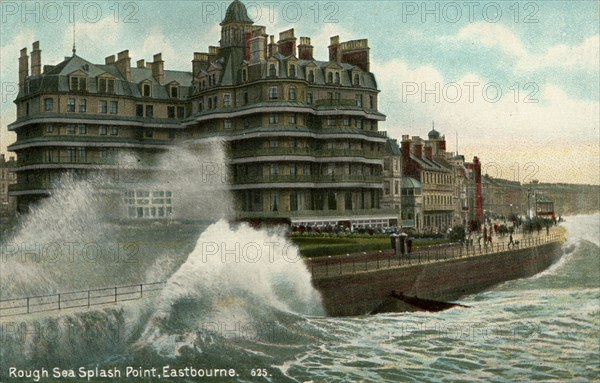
left=234, top=174, right=382, bottom=185
left=237, top=207, right=400, bottom=219
left=309, top=233, right=564, bottom=279
left=230, top=147, right=382, bottom=160
left=0, top=282, right=165, bottom=318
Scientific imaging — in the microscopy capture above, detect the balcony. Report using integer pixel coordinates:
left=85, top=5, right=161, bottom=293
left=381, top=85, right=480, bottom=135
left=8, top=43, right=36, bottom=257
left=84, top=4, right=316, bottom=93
left=236, top=208, right=399, bottom=219
left=233, top=174, right=382, bottom=185
left=230, top=147, right=382, bottom=160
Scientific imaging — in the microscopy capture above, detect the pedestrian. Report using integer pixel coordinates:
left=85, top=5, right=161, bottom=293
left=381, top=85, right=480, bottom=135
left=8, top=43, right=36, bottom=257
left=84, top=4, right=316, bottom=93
left=407, top=238, right=413, bottom=254
left=508, top=233, right=514, bottom=248
left=546, top=225, right=549, bottom=235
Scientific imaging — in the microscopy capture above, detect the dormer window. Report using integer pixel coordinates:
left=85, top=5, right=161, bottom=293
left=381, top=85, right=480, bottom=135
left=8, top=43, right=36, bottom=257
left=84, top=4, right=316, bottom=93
left=269, top=64, right=277, bottom=77
left=170, top=85, right=179, bottom=98
left=335, top=72, right=340, bottom=84
left=98, top=78, right=115, bottom=94
left=142, top=83, right=151, bottom=97
left=353, top=74, right=360, bottom=86
left=327, top=72, right=333, bottom=84
left=70, top=76, right=87, bottom=91
left=308, top=70, right=315, bottom=83
left=289, top=64, right=297, bottom=79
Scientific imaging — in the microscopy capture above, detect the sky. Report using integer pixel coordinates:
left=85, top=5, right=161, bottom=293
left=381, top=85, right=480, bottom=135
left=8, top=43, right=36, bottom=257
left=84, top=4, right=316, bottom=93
left=0, top=0, right=598, bottom=184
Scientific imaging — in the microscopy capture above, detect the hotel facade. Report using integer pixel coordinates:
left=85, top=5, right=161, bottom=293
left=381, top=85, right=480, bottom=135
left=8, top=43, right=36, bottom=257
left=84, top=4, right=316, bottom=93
left=8, top=0, right=402, bottom=227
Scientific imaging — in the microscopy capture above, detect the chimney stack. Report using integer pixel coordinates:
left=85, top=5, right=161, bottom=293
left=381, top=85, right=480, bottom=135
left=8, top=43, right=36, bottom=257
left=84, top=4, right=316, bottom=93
left=0, top=154, right=5, bottom=163
left=152, top=53, right=164, bottom=84
left=298, top=37, right=314, bottom=60
left=137, top=59, right=145, bottom=68
left=268, top=35, right=278, bottom=57
left=415, top=144, right=423, bottom=159
left=19, top=48, right=29, bottom=92
left=277, top=29, right=296, bottom=57
left=328, top=35, right=341, bottom=62
left=116, top=50, right=131, bottom=81
left=31, top=41, right=41, bottom=76
left=425, top=146, right=433, bottom=160
left=340, top=39, right=371, bottom=72
left=192, top=52, right=209, bottom=78
left=105, top=55, right=116, bottom=64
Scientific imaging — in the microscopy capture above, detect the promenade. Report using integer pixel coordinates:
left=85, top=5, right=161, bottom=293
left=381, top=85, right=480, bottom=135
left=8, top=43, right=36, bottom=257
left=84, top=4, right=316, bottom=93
left=308, top=227, right=565, bottom=279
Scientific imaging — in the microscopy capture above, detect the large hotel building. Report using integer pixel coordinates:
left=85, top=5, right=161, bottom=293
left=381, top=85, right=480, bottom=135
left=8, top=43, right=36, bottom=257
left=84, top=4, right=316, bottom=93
left=8, top=0, right=403, bottom=227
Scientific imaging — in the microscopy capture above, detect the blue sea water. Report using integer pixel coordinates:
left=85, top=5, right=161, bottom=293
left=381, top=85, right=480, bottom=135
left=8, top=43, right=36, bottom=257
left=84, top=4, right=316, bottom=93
left=1, top=214, right=597, bottom=383
left=1, top=156, right=597, bottom=383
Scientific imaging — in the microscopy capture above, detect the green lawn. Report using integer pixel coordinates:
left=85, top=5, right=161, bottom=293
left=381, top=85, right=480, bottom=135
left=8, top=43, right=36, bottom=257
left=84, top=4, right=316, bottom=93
left=290, top=236, right=451, bottom=257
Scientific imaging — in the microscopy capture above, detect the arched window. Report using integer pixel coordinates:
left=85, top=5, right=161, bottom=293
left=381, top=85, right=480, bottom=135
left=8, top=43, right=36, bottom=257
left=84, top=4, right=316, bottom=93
left=327, top=72, right=333, bottom=83
left=269, top=64, right=277, bottom=77
left=335, top=72, right=340, bottom=84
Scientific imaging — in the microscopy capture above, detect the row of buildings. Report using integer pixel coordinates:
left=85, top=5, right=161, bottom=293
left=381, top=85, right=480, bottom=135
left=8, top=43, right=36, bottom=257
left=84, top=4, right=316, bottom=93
left=4, top=0, right=595, bottom=233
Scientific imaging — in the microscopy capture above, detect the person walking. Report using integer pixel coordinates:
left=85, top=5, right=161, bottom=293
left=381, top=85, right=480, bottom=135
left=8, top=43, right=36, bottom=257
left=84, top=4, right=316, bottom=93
left=508, top=233, right=514, bottom=249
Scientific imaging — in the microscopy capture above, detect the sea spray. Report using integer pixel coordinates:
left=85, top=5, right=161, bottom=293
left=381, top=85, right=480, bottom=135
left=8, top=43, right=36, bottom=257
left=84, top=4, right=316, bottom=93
left=139, top=219, right=324, bottom=357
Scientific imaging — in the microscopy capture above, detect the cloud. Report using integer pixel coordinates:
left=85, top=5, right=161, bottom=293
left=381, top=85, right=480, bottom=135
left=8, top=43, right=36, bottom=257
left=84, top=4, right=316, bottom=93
left=372, top=58, right=600, bottom=184
left=447, top=22, right=599, bottom=72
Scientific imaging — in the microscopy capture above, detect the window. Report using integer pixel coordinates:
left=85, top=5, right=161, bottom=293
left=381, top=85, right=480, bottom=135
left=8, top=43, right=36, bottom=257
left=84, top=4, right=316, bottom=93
left=66, top=125, right=76, bottom=134
left=308, top=70, right=315, bottom=83
left=289, top=64, right=297, bottom=78
left=170, top=86, right=179, bottom=98
left=145, top=129, right=154, bottom=138
left=110, top=101, right=118, bottom=114
left=289, top=114, right=297, bottom=124
left=335, top=72, right=340, bottom=84
left=269, top=86, right=278, bottom=100
left=289, top=86, right=297, bottom=100
left=357, top=119, right=363, bottom=129
left=111, top=126, right=119, bottom=136
left=327, top=72, right=333, bottom=83
left=270, top=164, right=280, bottom=176
left=142, top=83, right=151, bottom=97
left=78, top=147, right=87, bottom=162
left=67, top=148, right=76, bottom=162
left=67, top=98, right=76, bottom=112
left=44, top=98, right=54, bottom=111
left=243, top=92, right=248, bottom=105
left=70, top=76, right=87, bottom=91
left=384, top=181, right=390, bottom=195
left=223, top=94, right=231, bottom=108
left=343, top=117, right=350, bottom=126
left=307, top=92, right=313, bottom=105
left=136, top=104, right=144, bottom=117
left=99, top=78, right=114, bottom=94
left=208, top=98, right=213, bottom=109
left=269, top=114, right=279, bottom=124
left=224, top=119, right=232, bottom=129
left=290, top=163, right=297, bottom=176
left=167, top=106, right=175, bottom=119
left=242, top=69, right=247, bottom=82
left=99, top=126, right=107, bottom=135
left=176, top=106, right=184, bottom=119
left=199, top=101, right=204, bottom=112
left=355, top=94, right=363, bottom=107
left=369, top=95, right=374, bottom=109
left=353, top=74, right=360, bottom=86
left=46, top=125, right=54, bottom=133
left=269, top=64, right=277, bottom=77
left=327, top=118, right=336, bottom=126
left=145, top=105, right=153, bottom=118
left=79, top=125, right=87, bottom=134
left=79, top=99, right=87, bottom=112
left=99, top=100, right=108, bottom=114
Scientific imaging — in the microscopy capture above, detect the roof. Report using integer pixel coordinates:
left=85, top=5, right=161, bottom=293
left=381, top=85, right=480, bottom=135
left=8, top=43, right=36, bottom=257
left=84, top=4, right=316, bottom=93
left=402, top=177, right=422, bottom=189
left=221, top=0, right=254, bottom=24
left=428, top=127, right=441, bottom=139
left=385, top=139, right=401, bottom=156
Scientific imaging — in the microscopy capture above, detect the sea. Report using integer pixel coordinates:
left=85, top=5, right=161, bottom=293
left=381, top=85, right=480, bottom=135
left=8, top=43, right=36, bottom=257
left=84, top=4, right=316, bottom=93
left=0, top=147, right=598, bottom=383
